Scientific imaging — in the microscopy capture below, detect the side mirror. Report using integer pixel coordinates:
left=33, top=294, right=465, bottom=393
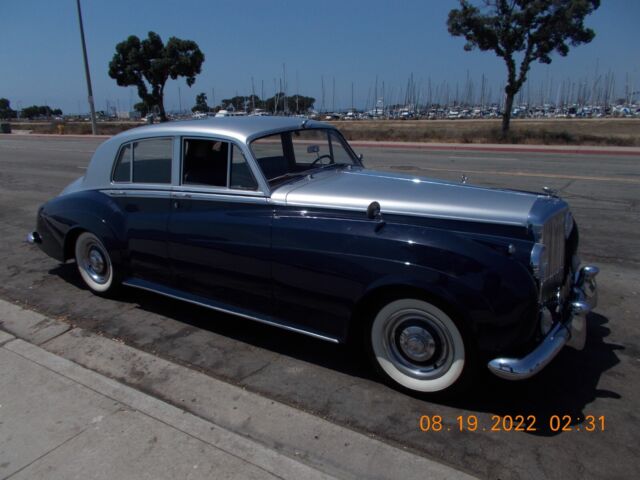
left=366, top=201, right=381, bottom=220
left=307, top=145, right=320, bottom=154
left=357, top=153, right=364, bottom=163
left=367, top=201, right=385, bottom=231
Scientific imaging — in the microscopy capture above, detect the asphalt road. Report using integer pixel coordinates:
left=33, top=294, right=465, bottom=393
left=1, top=135, right=638, bottom=479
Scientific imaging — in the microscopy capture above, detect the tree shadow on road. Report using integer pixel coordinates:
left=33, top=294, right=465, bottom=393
left=424, top=312, right=623, bottom=436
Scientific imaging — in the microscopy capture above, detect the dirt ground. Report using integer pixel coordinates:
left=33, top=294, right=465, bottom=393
left=336, top=118, right=640, bottom=146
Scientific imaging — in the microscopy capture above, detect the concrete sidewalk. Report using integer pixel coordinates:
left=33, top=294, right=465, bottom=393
left=0, top=299, right=475, bottom=480
left=0, top=330, right=334, bottom=480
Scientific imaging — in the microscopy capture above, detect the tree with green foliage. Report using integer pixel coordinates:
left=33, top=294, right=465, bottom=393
left=192, top=92, right=209, bottom=112
left=133, top=101, right=151, bottom=117
left=0, top=98, right=17, bottom=119
left=447, top=0, right=600, bottom=135
left=264, top=93, right=315, bottom=114
left=108, top=31, right=205, bottom=122
left=20, top=105, right=62, bottom=119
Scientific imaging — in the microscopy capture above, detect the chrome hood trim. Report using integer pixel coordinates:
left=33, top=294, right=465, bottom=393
left=272, top=168, right=543, bottom=226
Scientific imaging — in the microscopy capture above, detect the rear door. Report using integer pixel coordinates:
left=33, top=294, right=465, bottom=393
left=167, top=137, right=273, bottom=316
left=109, top=136, right=174, bottom=284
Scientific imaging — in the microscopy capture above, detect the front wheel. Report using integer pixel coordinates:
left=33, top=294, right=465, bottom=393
left=74, top=232, right=118, bottom=294
left=369, top=298, right=471, bottom=394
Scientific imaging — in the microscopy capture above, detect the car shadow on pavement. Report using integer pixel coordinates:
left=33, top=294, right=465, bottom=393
left=49, top=263, right=623, bottom=438
left=49, top=263, right=372, bottom=380
left=428, top=312, right=623, bottom=437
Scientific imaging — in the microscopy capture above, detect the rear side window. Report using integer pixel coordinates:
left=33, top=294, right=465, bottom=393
left=133, top=138, right=172, bottom=183
left=112, top=138, right=172, bottom=184
left=112, top=144, right=132, bottom=182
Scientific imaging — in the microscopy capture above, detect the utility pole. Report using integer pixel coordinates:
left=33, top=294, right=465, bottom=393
left=76, top=0, right=97, bottom=134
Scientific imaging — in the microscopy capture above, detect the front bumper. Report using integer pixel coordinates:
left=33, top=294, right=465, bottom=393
left=487, top=264, right=599, bottom=380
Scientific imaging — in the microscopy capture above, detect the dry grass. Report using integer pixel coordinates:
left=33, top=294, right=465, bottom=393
left=9, top=121, right=140, bottom=136
left=9, top=118, right=640, bottom=146
left=335, top=118, right=640, bottom=146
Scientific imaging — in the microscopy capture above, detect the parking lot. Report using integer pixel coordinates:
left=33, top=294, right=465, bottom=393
left=1, top=135, right=638, bottom=479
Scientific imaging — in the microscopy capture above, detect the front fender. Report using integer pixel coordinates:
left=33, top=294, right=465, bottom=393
left=353, top=220, right=539, bottom=353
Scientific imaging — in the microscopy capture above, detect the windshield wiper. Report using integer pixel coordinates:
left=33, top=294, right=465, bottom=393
left=317, top=162, right=351, bottom=171
left=268, top=172, right=308, bottom=186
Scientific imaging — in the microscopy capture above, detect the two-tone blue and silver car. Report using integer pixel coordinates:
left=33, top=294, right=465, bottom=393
left=28, top=117, right=599, bottom=395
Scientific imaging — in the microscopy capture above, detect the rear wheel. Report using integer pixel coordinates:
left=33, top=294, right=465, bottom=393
left=74, top=232, right=117, bottom=294
left=369, top=298, right=471, bottom=394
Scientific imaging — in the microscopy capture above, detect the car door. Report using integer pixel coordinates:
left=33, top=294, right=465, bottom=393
left=167, top=137, right=273, bottom=316
left=109, top=136, right=174, bottom=284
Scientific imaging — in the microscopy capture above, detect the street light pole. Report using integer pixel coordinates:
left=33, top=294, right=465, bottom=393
left=76, top=0, right=97, bottom=134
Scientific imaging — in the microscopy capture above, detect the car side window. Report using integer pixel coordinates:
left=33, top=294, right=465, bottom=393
left=182, top=139, right=229, bottom=187
left=132, top=138, right=172, bottom=184
left=112, top=144, right=132, bottom=182
left=230, top=145, right=258, bottom=190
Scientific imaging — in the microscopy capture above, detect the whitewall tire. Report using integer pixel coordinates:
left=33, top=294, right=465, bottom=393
left=74, top=232, right=115, bottom=293
left=370, top=298, right=466, bottom=393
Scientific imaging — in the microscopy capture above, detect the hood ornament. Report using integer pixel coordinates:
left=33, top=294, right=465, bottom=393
left=542, top=186, right=557, bottom=197
left=460, top=174, right=468, bottom=184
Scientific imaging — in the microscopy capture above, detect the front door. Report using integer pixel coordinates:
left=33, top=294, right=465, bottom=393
left=167, top=137, right=273, bottom=316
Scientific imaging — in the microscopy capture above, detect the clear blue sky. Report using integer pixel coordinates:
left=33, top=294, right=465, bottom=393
left=1, top=0, right=638, bottom=113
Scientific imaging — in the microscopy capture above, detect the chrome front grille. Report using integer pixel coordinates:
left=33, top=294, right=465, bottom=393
left=540, top=211, right=567, bottom=297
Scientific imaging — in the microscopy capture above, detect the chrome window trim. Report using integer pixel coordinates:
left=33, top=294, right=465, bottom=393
left=101, top=188, right=173, bottom=199
left=179, top=135, right=266, bottom=195
left=109, top=135, right=175, bottom=186
left=100, top=187, right=268, bottom=205
left=110, top=141, right=133, bottom=183
left=171, top=191, right=269, bottom=205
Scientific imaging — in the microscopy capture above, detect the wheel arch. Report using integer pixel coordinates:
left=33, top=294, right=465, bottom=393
left=62, top=217, right=123, bottom=266
left=347, top=279, right=478, bottom=346
left=63, top=227, right=87, bottom=261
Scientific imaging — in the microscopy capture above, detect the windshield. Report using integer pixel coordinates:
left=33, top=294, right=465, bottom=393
left=250, top=128, right=359, bottom=187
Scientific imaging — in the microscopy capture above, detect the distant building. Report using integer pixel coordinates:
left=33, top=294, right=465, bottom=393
left=116, top=110, right=141, bottom=120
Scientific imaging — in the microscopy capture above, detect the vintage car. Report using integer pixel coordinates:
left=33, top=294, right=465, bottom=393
left=28, top=117, right=598, bottom=395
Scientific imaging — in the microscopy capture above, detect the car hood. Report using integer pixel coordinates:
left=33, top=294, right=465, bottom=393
left=271, top=168, right=547, bottom=226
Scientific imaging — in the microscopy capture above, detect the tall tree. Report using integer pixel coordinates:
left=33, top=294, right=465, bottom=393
left=447, top=0, right=599, bottom=135
left=192, top=92, right=209, bottom=112
left=108, top=31, right=204, bottom=122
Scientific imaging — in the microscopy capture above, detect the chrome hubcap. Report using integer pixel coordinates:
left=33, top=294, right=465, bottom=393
left=89, top=248, right=105, bottom=274
left=381, top=308, right=455, bottom=381
left=78, top=237, right=111, bottom=285
left=398, top=326, right=436, bottom=362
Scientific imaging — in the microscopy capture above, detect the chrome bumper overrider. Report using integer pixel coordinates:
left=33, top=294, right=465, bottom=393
left=487, top=265, right=599, bottom=380
left=26, top=231, right=41, bottom=244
